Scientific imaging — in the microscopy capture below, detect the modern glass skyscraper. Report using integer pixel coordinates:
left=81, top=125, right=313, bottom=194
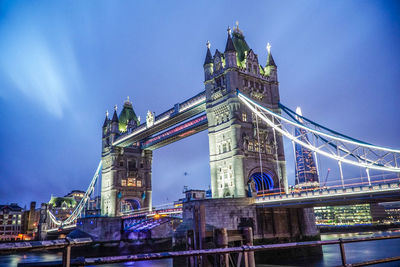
left=294, top=107, right=319, bottom=188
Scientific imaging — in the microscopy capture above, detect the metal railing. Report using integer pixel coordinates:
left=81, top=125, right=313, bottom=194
left=1, top=235, right=400, bottom=266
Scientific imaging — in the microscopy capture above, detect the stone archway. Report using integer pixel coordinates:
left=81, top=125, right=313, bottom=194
left=121, top=198, right=141, bottom=213
left=248, top=168, right=279, bottom=194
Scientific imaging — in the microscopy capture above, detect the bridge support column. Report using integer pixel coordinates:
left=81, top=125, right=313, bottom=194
left=243, top=227, right=255, bottom=267
left=38, top=203, right=48, bottom=241
left=215, top=228, right=229, bottom=267
left=62, top=238, right=71, bottom=267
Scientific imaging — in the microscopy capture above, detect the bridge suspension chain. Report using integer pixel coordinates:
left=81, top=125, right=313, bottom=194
left=47, top=161, right=102, bottom=227
left=237, top=90, right=400, bottom=174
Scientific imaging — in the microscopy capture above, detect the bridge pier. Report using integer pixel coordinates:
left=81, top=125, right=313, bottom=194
left=181, top=197, right=319, bottom=243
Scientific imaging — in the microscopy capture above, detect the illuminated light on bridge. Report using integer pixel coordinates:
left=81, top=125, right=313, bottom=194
left=141, top=114, right=207, bottom=149
left=179, top=129, right=196, bottom=138
left=112, top=91, right=206, bottom=147
left=237, top=90, right=400, bottom=174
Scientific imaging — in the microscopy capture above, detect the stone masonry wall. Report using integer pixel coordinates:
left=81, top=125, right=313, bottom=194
left=183, top=197, right=319, bottom=242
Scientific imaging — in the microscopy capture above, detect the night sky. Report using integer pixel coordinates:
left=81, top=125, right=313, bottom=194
left=0, top=0, right=399, bottom=208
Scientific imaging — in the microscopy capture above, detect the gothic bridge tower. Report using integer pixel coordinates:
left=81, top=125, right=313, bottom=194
left=101, top=98, right=152, bottom=216
left=205, top=24, right=287, bottom=198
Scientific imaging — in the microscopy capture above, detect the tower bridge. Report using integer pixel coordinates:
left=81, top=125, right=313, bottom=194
left=40, top=24, right=400, bottom=242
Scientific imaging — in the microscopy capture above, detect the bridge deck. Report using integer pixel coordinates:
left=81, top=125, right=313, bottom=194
left=114, top=91, right=206, bottom=147
left=255, top=182, right=400, bottom=208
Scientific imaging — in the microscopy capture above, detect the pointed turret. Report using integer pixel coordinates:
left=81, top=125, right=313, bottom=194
left=204, top=41, right=213, bottom=65
left=203, top=41, right=213, bottom=81
left=110, top=105, right=120, bottom=137
left=266, top=43, right=277, bottom=67
left=119, top=96, right=140, bottom=132
left=111, top=106, right=119, bottom=123
left=224, top=27, right=236, bottom=53
left=103, top=110, right=109, bottom=128
left=225, top=27, right=237, bottom=68
left=231, top=22, right=250, bottom=67
left=102, top=110, right=111, bottom=149
left=264, top=43, right=278, bottom=81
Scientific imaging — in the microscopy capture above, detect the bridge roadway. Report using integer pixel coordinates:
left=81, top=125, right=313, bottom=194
left=255, top=181, right=400, bottom=208
left=46, top=181, right=400, bottom=235
left=113, top=91, right=206, bottom=148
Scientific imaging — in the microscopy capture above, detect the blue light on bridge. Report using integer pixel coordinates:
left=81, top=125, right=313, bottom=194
left=250, top=172, right=274, bottom=192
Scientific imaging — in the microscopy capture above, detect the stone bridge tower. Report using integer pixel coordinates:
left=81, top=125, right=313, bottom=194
left=205, top=24, right=287, bottom=198
left=101, top=98, right=152, bottom=217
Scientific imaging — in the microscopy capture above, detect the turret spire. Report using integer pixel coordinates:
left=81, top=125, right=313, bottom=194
left=103, top=110, right=109, bottom=128
left=266, top=42, right=277, bottom=67
left=224, top=26, right=236, bottom=53
left=112, top=105, right=119, bottom=122
left=204, top=41, right=213, bottom=65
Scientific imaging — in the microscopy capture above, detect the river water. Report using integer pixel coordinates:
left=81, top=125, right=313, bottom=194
left=1, top=230, right=400, bottom=266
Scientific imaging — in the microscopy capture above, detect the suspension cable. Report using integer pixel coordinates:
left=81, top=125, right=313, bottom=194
left=237, top=90, right=400, bottom=173
left=255, top=107, right=265, bottom=196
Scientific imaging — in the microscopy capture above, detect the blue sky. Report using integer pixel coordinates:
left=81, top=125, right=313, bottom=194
left=0, top=0, right=399, bottom=207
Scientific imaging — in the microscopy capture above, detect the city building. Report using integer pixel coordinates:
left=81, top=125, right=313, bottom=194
left=184, top=189, right=206, bottom=202
left=48, top=195, right=77, bottom=221
left=0, top=204, right=24, bottom=241
left=379, top=201, right=400, bottom=223
left=294, top=107, right=319, bottom=188
left=314, top=202, right=400, bottom=226
left=64, top=190, right=85, bottom=202
left=22, top=202, right=40, bottom=240
left=314, top=204, right=373, bottom=225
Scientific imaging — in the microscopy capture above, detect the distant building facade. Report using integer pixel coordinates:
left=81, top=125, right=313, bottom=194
left=0, top=204, right=23, bottom=241
left=48, top=195, right=77, bottom=222
left=65, top=190, right=85, bottom=202
left=314, top=204, right=372, bottom=225
left=314, top=202, right=400, bottom=226
left=379, top=201, right=400, bottom=223
left=23, top=201, right=40, bottom=240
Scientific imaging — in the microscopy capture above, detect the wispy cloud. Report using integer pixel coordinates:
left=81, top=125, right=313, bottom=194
left=0, top=15, right=82, bottom=119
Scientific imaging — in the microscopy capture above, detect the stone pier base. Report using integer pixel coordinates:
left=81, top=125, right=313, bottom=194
left=77, top=217, right=122, bottom=241
left=181, top=197, right=319, bottom=242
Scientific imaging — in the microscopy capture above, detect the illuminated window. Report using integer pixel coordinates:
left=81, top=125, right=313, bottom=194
left=248, top=141, right=254, bottom=151
left=121, top=179, right=126, bottom=186
left=137, top=180, right=142, bottom=187
left=127, top=178, right=136, bottom=187
left=242, top=113, right=247, bottom=122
